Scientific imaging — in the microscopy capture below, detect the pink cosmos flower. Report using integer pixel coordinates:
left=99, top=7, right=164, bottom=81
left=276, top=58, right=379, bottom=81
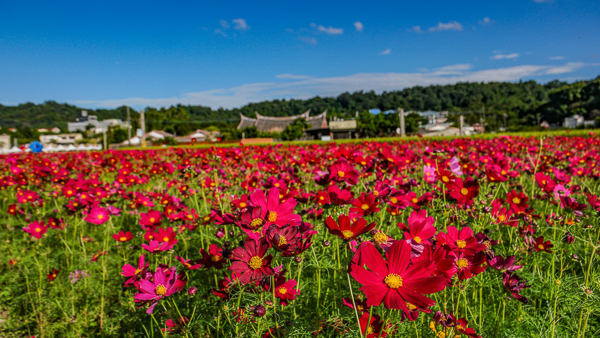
left=85, top=206, right=109, bottom=225
left=423, top=165, right=437, bottom=183
left=134, top=267, right=182, bottom=314
left=23, top=221, right=48, bottom=239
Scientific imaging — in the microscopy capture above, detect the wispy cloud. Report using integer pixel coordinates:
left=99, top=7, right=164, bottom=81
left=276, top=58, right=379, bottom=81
left=214, top=29, right=227, bottom=37
left=378, top=48, right=391, bottom=55
left=550, top=56, right=565, bottom=60
left=429, top=21, right=463, bottom=32
left=410, top=25, right=424, bottom=33
left=317, top=25, right=344, bottom=35
left=232, top=18, right=250, bottom=31
left=74, top=62, right=594, bottom=110
left=299, top=37, right=317, bottom=45
left=354, top=21, right=364, bottom=32
left=219, top=20, right=230, bottom=29
left=478, top=17, right=493, bottom=25
left=491, top=53, right=520, bottom=60
left=533, top=0, right=552, bottom=3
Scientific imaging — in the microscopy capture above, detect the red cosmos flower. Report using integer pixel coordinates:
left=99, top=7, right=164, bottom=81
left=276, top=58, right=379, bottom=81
left=324, top=214, right=376, bottom=241
left=359, top=312, right=387, bottom=338
left=503, top=271, right=530, bottom=304
left=403, top=210, right=436, bottom=246
left=156, top=227, right=178, bottom=244
left=435, top=167, right=456, bottom=186
left=448, top=178, right=479, bottom=206
left=230, top=238, right=275, bottom=284
left=134, top=267, right=184, bottom=314
left=122, top=255, right=148, bottom=285
left=175, top=256, right=202, bottom=270
left=436, top=226, right=486, bottom=256
left=448, top=251, right=486, bottom=280
left=140, top=210, right=162, bottom=228
left=142, top=240, right=175, bottom=253
left=272, top=276, right=298, bottom=306
left=534, top=172, right=557, bottom=193
left=250, top=188, right=301, bottom=227
left=91, top=250, right=107, bottom=262
left=314, top=190, right=331, bottom=206
left=85, top=206, right=109, bottom=225
left=342, top=296, right=370, bottom=315
left=349, top=241, right=447, bottom=311
left=560, top=196, right=587, bottom=212
left=533, top=236, right=553, bottom=253
left=586, top=193, right=600, bottom=212
left=112, top=231, right=133, bottom=243
left=199, top=244, right=225, bottom=269
left=47, top=268, right=59, bottom=282
left=491, top=199, right=518, bottom=227
left=329, top=159, right=360, bottom=186
left=488, top=255, right=522, bottom=273
left=327, top=184, right=354, bottom=205
left=455, top=318, right=482, bottom=338
left=231, top=194, right=250, bottom=210
left=412, top=245, right=457, bottom=281
left=506, top=190, right=529, bottom=213
left=350, top=193, right=380, bottom=216
left=23, top=221, right=48, bottom=239
left=7, top=204, right=21, bottom=216
left=265, top=225, right=301, bottom=252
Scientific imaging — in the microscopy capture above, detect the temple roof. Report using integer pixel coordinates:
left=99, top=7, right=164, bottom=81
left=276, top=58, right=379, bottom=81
left=237, top=110, right=328, bottom=132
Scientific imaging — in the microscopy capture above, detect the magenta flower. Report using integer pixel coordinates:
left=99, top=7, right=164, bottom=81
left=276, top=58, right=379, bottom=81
left=23, top=221, right=48, bottom=239
left=85, top=206, right=109, bottom=225
left=250, top=188, right=301, bottom=227
left=134, top=267, right=181, bottom=314
left=122, top=255, right=148, bottom=285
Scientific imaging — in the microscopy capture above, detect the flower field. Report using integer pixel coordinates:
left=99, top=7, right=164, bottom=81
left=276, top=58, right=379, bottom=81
left=1, top=134, right=600, bottom=338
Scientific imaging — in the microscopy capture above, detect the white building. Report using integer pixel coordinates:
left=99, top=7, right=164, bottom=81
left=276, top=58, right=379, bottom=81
left=0, top=134, right=10, bottom=150
left=68, top=110, right=127, bottom=133
left=40, top=133, right=83, bottom=145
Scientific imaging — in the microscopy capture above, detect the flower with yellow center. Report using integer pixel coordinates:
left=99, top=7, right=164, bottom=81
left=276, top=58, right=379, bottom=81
left=538, top=244, right=545, bottom=250
left=342, top=230, right=354, bottom=239
left=149, top=217, right=155, bottom=223
left=163, top=237, right=170, bottom=242
left=239, top=202, right=246, bottom=208
left=338, top=171, right=345, bottom=178
left=498, top=215, right=506, bottom=222
left=97, top=214, right=103, bottom=219
left=373, top=190, right=379, bottom=196
left=278, top=236, right=287, bottom=246
left=250, top=218, right=263, bottom=229
left=456, top=258, right=469, bottom=269
left=211, top=255, right=220, bottom=262
left=456, top=240, right=466, bottom=248
left=413, top=236, right=422, bottom=244
left=373, top=232, right=388, bottom=245
left=460, top=188, right=469, bottom=196
left=412, top=198, right=418, bottom=204
left=407, top=303, right=417, bottom=310
left=384, top=273, right=403, bottom=288
left=442, top=176, right=449, bottom=183
left=120, top=237, right=127, bottom=242
left=35, top=228, right=42, bottom=233
left=268, top=211, right=277, bottom=222
left=390, top=197, right=398, bottom=204
left=155, top=284, right=167, bottom=296
left=361, top=204, right=369, bottom=211
left=278, top=287, right=287, bottom=295
left=248, top=256, right=263, bottom=270
left=512, top=197, right=521, bottom=204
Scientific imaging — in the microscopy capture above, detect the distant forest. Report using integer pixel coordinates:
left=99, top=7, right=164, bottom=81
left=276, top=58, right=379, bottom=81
left=1, top=76, right=599, bottom=138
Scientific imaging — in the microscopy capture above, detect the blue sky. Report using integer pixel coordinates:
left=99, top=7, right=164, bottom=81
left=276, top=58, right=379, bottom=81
left=0, top=0, right=599, bottom=109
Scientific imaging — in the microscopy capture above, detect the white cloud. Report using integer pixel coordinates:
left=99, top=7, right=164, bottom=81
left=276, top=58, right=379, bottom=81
left=232, top=18, right=250, bottom=31
left=354, top=21, right=364, bottom=32
left=410, top=25, right=424, bottom=33
left=491, top=53, right=520, bottom=60
left=479, top=17, right=493, bottom=25
left=74, top=62, right=594, bottom=110
left=219, top=20, right=230, bottom=29
left=544, top=62, right=585, bottom=74
left=276, top=74, right=312, bottom=80
left=378, top=48, right=391, bottom=55
left=429, top=21, right=463, bottom=32
left=550, top=56, right=565, bottom=60
left=299, top=37, right=317, bottom=44
left=214, top=29, right=227, bottom=37
left=317, top=25, right=344, bottom=35
left=533, top=0, right=552, bottom=3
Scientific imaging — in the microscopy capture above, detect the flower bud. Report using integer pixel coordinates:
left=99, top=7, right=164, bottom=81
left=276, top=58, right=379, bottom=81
left=294, top=256, right=302, bottom=263
left=563, top=233, right=575, bottom=244
left=253, top=305, right=266, bottom=317
left=323, top=240, right=330, bottom=247
left=188, top=287, right=197, bottom=295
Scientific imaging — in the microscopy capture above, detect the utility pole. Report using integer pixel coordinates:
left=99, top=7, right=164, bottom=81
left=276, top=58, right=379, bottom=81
left=103, top=129, right=107, bottom=151
left=398, top=108, right=406, bottom=137
left=126, top=106, right=131, bottom=142
left=459, top=115, right=464, bottom=136
left=140, top=109, right=146, bottom=148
